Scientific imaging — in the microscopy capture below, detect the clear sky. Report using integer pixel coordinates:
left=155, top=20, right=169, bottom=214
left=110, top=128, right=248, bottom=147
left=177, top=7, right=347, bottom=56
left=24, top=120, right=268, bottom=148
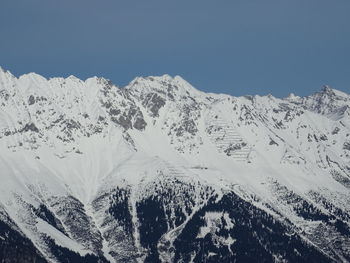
left=0, top=0, right=349, bottom=97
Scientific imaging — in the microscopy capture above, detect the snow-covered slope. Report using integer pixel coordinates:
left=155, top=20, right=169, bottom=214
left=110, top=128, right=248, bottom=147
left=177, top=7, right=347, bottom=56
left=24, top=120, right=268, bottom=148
left=0, top=67, right=349, bottom=262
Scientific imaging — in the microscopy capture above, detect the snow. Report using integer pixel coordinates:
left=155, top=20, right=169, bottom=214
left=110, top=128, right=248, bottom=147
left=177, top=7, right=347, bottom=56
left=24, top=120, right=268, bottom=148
left=197, top=212, right=236, bottom=253
left=36, top=218, right=89, bottom=256
left=0, top=67, right=349, bottom=261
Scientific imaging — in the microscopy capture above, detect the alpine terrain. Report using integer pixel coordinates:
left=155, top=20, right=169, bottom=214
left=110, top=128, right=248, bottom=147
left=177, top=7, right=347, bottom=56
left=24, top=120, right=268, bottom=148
left=0, top=67, right=350, bottom=263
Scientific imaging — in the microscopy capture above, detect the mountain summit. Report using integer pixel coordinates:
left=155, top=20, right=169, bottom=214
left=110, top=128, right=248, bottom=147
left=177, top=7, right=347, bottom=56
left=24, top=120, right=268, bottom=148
left=0, top=68, right=349, bottom=262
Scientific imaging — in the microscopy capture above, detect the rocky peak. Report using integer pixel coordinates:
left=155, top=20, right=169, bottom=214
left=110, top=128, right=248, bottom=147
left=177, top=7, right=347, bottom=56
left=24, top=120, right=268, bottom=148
left=320, top=85, right=335, bottom=95
left=285, top=85, right=349, bottom=117
left=312, top=85, right=349, bottom=101
left=126, top=74, right=203, bottom=101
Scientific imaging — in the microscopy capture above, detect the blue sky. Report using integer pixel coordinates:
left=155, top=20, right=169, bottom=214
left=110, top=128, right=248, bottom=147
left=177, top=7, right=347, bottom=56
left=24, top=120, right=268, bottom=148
left=0, top=0, right=349, bottom=97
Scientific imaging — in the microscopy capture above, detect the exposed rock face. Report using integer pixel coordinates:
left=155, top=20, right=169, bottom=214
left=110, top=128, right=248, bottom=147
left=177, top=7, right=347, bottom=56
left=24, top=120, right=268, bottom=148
left=0, top=68, right=350, bottom=262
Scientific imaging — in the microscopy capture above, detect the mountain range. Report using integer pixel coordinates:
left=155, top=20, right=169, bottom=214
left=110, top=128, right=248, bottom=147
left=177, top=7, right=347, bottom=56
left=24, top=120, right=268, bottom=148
left=0, top=67, right=349, bottom=262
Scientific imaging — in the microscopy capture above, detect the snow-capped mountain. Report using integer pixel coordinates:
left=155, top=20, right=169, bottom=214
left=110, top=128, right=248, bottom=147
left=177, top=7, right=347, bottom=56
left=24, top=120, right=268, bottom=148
left=0, top=67, right=349, bottom=263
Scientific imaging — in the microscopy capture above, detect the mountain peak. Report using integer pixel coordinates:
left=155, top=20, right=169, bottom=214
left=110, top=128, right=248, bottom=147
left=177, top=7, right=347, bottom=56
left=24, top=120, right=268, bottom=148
left=292, top=85, right=349, bottom=116
left=18, top=72, right=47, bottom=84
left=0, top=66, right=15, bottom=79
left=316, top=85, right=349, bottom=99
left=126, top=74, right=203, bottom=99
left=319, top=85, right=336, bottom=96
left=321, top=84, right=332, bottom=91
left=284, top=92, right=301, bottom=101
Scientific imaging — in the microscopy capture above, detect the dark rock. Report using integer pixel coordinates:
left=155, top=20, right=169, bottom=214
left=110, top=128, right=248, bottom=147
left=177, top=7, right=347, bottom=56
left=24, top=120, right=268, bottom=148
left=143, top=93, right=166, bottom=117
left=28, top=95, right=35, bottom=105
left=332, top=127, right=340, bottom=135
left=21, top=123, right=39, bottom=133
left=34, top=204, right=67, bottom=235
left=343, top=142, right=350, bottom=151
left=269, top=138, right=279, bottom=146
